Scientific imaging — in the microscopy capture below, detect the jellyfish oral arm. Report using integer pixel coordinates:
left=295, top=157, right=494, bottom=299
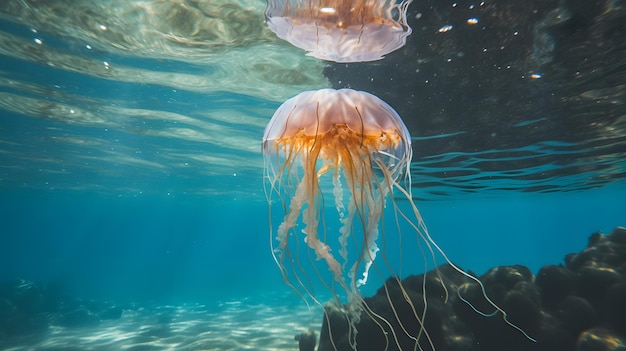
left=274, top=171, right=309, bottom=249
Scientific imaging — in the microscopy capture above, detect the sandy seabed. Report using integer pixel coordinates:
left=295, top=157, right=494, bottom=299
left=2, top=295, right=323, bottom=351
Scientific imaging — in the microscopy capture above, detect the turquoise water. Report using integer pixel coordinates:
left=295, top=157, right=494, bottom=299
left=1, top=0, right=625, bottom=350
left=1, top=184, right=624, bottom=304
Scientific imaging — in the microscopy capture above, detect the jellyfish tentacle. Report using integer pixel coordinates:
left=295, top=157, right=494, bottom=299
left=382, top=278, right=434, bottom=351
left=366, top=156, right=434, bottom=351
left=268, top=142, right=324, bottom=310
left=456, top=289, right=497, bottom=317
left=346, top=136, right=433, bottom=351
left=389, top=173, right=538, bottom=343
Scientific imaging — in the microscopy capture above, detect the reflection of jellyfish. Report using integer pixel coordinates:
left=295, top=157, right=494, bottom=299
left=265, top=0, right=412, bottom=62
left=263, top=88, right=535, bottom=350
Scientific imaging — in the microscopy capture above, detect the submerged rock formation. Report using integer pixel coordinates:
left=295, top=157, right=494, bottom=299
left=0, top=280, right=123, bottom=344
left=314, top=227, right=626, bottom=351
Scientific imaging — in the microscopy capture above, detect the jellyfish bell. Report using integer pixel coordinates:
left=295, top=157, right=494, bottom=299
left=263, top=88, right=536, bottom=350
left=263, top=88, right=411, bottom=170
left=265, top=0, right=412, bottom=62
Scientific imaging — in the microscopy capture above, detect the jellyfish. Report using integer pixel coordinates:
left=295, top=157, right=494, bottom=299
left=265, top=0, right=412, bottom=62
left=263, top=89, right=535, bottom=350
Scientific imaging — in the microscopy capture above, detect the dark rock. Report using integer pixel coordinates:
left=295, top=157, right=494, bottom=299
left=576, top=267, right=622, bottom=308
left=604, top=282, right=626, bottom=335
left=295, top=329, right=316, bottom=351
left=318, top=272, right=456, bottom=351
left=0, top=278, right=127, bottom=342
left=0, top=280, right=44, bottom=314
left=316, top=227, right=626, bottom=351
left=317, top=303, right=354, bottom=351
left=465, top=267, right=540, bottom=351
left=567, top=227, right=626, bottom=273
left=554, top=296, right=597, bottom=336
left=534, top=318, right=576, bottom=351
left=608, top=227, right=626, bottom=245
left=0, top=280, right=49, bottom=339
left=576, top=327, right=626, bottom=351
left=536, top=265, right=576, bottom=306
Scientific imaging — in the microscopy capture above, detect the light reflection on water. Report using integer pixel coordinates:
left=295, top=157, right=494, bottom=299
left=1, top=0, right=625, bottom=200
left=0, top=0, right=330, bottom=198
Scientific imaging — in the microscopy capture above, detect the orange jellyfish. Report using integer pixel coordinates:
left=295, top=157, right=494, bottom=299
left=263, top=89, right=535, bottom=350
left=263, top=88, right=411, bottom=299
left=265, top=0, right=412, bottom=62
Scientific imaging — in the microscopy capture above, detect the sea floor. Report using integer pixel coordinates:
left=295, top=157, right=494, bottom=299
left=2, top=294, right=323, bottom=351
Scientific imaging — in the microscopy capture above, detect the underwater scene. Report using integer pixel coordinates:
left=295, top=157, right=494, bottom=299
left=1, top=0, right=625, bottom=350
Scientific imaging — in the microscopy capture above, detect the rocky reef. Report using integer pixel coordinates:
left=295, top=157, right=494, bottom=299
left=0, top=279, right=123, bottom=345
left=313, top=227, right=626, bottom=351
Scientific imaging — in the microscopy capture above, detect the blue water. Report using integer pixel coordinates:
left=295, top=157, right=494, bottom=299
left=1, top=183, right=623, bottom=304
left=1, top=1, right=625, bottom=349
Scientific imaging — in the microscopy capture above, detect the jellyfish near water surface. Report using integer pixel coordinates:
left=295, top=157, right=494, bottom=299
left=263, top=88, right=411, bottom=301
left=265, top=0, right=412, bottom=62
left=263, top=89, right=535, bottom=350
left=263, top=88, right=424, bottom=348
